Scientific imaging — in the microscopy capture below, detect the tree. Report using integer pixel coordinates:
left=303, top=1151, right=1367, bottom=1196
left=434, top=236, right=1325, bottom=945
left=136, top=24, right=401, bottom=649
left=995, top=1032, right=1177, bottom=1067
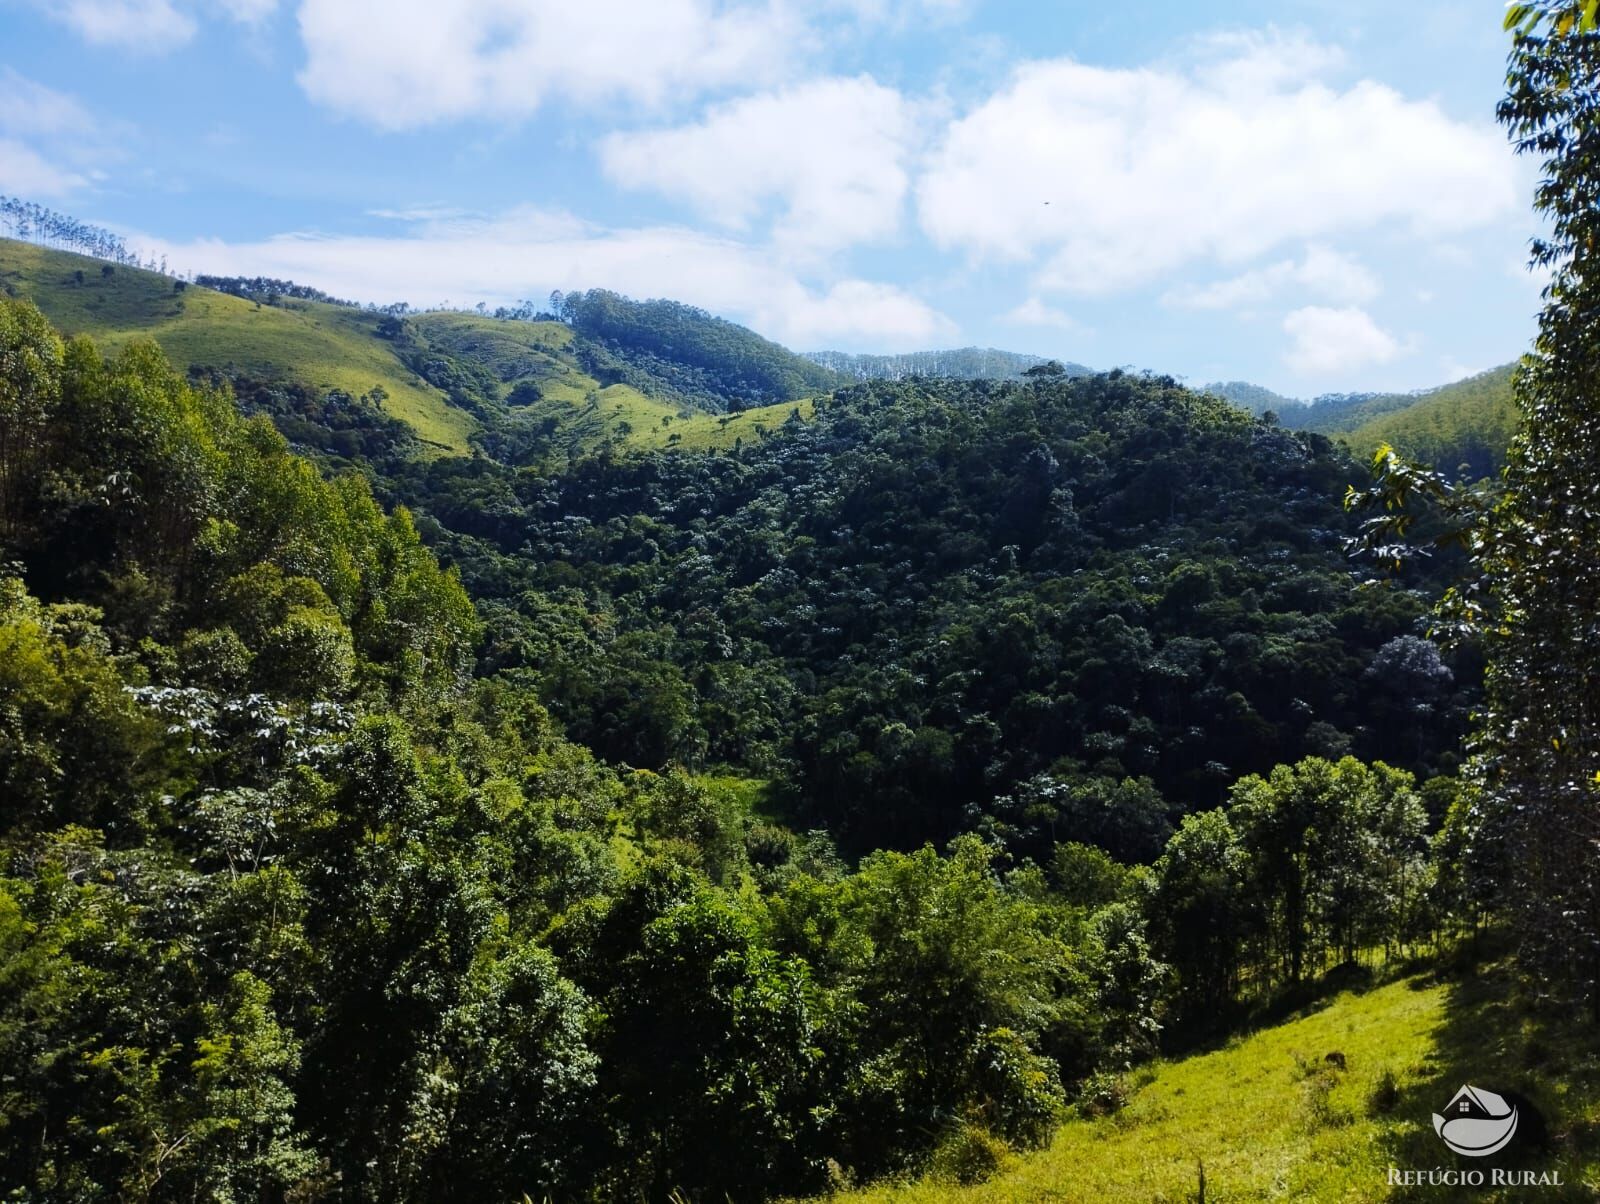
left=1476, top=1, right=1600, bottom=1002
left=1150, top=809, right=1249, bottom=1026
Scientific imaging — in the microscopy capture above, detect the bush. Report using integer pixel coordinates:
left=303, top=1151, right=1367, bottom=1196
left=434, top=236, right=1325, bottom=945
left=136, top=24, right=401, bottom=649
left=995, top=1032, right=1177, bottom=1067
left=928, top=1123, right=1005, bottom=1186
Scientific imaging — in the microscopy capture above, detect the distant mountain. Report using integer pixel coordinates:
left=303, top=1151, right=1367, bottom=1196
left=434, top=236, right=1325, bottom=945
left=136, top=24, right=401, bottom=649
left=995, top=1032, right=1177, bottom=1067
left=1342, top=365, right=1518, bottom=478
left=1200, top=382, right=1413, bottom=432
left=1200, top=380, right=1303, bottom=417
left=1204, top=368, right=1520, bottom=477
left=806, top=347, right=1093, bottom=381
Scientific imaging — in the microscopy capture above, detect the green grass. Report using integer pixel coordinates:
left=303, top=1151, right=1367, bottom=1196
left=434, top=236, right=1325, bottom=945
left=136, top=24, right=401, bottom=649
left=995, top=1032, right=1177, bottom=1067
left=0, top=239, right=477, bottom=454
left=631, top=398, right=817, bottom=452
left=816, top=963, right=1600, bottom=1203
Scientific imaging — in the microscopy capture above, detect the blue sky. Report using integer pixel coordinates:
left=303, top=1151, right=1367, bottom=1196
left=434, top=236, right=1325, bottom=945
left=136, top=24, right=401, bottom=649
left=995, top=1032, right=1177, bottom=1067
left=0, top=0, right=1542, bottom=395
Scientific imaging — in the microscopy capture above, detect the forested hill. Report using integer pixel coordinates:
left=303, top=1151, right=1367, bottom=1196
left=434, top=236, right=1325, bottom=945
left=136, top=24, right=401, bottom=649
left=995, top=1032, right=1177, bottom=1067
left=407, top=368, right=1473, bottom=855
left=0, top=295, right=1490, bottom=1201
left=556, top=288, right=844, bottom=406
left=807, top=347, right=1092, bottom=381
left=1340, top=364, right=1518, bottom=478
left=1206, top=368, right=1519, bottom=477
left=1, top=234, right=1519, bottom=477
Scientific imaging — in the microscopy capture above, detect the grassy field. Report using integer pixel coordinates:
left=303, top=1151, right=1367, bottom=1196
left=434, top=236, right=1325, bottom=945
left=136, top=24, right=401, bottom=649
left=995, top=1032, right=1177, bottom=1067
left=0, top=239, right=476, bottom=453
left=815, top=963, right=1600, bottom=1203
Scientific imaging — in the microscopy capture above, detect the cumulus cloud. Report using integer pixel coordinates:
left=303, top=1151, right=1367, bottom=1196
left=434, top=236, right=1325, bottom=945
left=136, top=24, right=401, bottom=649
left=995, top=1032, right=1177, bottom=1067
left=40, top=0, right=197, bottom=51
left=139, top=208, right=953, bottom=349
left=1165, top=245, right=1381, bottom=310
left=0, top=139, right=88, bottom=198
left=1282, top=305, right=1402, bottom=376
left=917, top=31, right=1517, bottom=295
left=1001, top=296, right=1083, bottom=332
left=599, top=77, right=922, bottom=255
left=295, top=0, right=800, bottom=130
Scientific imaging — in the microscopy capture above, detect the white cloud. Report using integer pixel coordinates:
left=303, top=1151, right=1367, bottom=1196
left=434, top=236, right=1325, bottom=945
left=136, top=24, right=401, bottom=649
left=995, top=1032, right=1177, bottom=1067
left=217, top=0, right=278, bottom=22
left=599, top=77, right=921, bottom=254
left=1001, top=296, right=1082, bottom=332
left=0, top=71, right=126, bottom=197
left=0, top=69, right=102, bottom=139
left=1282, top=305, right=1402, bottom=376
left=295, top=0, right=800, bottom=130
left=139, top=208, right=953, bottom=349
left=0, top=139, right=88, bottom=198
left=43, top=0, right=197, bottom=51
left=917, top=31, right=1517, bottom=295
left=1165, top=244, right=1380, bottom=310
left=29, top=0, right=276, bottom=50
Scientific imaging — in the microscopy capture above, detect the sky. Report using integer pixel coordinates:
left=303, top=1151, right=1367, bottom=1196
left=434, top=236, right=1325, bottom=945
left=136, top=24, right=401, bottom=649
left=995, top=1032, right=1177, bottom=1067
left=0, top=0, right=1547, bottom=396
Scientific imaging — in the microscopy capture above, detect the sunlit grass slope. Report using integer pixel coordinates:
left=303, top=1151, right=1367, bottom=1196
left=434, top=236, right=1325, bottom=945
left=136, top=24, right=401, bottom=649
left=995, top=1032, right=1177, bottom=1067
left=819, top=965, right=1600, bottom=1203
left=0, top=238, right=476, bottom=453
left=413, top=311, right=821, bottom=455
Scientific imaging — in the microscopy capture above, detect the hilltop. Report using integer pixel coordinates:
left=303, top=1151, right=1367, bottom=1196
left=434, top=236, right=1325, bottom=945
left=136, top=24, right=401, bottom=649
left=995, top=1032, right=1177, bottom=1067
left=1209, top=369, right=1520, bottom=478
left=0, top=239, right=840, bottom=463
left=0, top=237, right=478, bottom=453
left=0, top=236, right=1520, bottom=477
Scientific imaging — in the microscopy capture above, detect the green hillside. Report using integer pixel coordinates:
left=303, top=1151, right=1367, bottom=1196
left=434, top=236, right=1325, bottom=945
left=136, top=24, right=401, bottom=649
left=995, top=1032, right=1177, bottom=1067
left=1344, top=365, right=1519, bottom=479
left=400, top=309, right=821, bottom=461
left=559, top=287, right=843, bottom=407
left=0, top=239, right=838, bottom=462
left=0, top=237, right=477, bottom=453
left=818, top=963, right=1600, bottom=1203
left=1208, top=368, right=1520, bottom=479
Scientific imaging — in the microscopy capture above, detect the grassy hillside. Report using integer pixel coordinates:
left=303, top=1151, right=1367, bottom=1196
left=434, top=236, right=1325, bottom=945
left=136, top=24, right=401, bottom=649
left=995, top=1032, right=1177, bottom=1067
left=408, top=310, right=820, bottom=459
left=0, top=239, right=836, bottom=460
left=0, top=238, right=477, bottom=453
left=817, top=963, right=1600, bottom=1203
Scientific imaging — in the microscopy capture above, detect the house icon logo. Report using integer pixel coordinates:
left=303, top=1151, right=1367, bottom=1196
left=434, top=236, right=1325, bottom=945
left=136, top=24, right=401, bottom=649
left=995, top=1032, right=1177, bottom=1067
left=1433, top=1085, right=1519, bottom=1157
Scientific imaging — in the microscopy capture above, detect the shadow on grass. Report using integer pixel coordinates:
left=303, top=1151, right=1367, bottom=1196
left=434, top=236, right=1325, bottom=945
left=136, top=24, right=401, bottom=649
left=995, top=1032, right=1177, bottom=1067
left=1379, top=950, right=1600, bottom=1201
left=1165, top=956, right=1405, bottom=1060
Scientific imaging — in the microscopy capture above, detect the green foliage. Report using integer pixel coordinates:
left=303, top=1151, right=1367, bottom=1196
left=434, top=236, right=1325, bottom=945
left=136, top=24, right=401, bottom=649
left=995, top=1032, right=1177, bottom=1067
left=0, top=270, right=1504, bottom=1200
left=0, top=237, right=476, bottom=453
left=424, top=370, right=1472, bottom=854
left=558, top=288, right=843, bottom=410
left=1469, top=10, right=1600, bottom=1002
left=0, top=297, right=479, bottom=720
left=1343, top=366, right=1518, bottom=479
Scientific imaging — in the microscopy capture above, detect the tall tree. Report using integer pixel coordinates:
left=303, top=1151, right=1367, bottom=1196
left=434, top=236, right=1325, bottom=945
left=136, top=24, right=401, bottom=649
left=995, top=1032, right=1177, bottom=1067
left=1481, top=1, right=1600, bottom=1003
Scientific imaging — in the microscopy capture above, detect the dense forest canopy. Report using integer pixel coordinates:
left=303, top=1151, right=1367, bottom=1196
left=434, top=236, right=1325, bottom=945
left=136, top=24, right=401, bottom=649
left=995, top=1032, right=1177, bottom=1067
left=399, top=370, right=1473, bottom=857
left=0, top=298, right=1486, bottom=1200
left=8, top=3, right=1600, bottom=1196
